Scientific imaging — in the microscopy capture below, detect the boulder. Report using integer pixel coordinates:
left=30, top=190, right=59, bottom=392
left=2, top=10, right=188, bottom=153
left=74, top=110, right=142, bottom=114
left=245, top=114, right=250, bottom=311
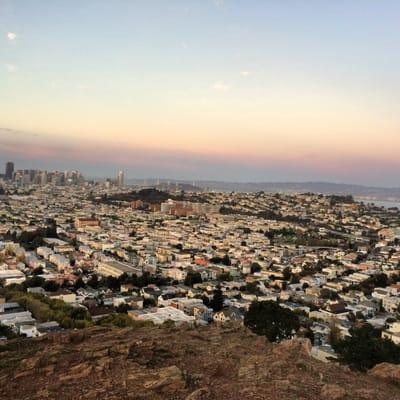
left=59, top=363, right=93, bottom=382
left=185, top=387, right=211, bottom=400
left=368, top=362, right=400, bottom=384
left=272, top=338, right=312, bottom=360
left=320, top=384, right=347, bottom=400
left=143, top=365, right=185, bottom=391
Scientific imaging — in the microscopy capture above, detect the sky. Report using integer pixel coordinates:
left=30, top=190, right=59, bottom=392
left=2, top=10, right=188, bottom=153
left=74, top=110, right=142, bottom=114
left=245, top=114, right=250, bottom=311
left=0, top=0, right=399, bottom=185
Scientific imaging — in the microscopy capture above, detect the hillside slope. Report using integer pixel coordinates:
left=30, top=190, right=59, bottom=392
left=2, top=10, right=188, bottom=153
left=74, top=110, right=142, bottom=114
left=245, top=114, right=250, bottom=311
left=0, top=324, right=399, bottom=400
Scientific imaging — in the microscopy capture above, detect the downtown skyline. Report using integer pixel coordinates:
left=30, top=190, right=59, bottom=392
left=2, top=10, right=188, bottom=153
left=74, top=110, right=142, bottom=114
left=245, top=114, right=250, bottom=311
left=1, top=0, right=400, bottom=185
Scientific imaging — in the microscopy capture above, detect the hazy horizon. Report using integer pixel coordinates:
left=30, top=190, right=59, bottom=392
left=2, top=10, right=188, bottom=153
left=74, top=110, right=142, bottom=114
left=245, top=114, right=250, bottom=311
left=1, top=1, right=400, bottom=186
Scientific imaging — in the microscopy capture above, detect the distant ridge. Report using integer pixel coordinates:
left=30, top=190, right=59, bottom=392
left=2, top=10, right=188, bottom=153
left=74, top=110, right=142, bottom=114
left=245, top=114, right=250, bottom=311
left=119, top=178, right=400, bottom=200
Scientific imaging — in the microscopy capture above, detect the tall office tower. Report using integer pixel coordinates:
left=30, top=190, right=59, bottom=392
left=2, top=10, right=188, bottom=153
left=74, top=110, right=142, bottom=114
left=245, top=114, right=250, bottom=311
left=117, top=170, right=124, bottom=188
left=5, top=162, right=14, bottom=180
left=41, top=171, right=48, bottom=186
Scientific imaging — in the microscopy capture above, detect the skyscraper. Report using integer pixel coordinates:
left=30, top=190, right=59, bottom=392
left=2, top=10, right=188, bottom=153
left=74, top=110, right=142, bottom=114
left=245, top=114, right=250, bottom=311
left=5, top=162, right=14, bottom=180
left=117, top=171, right=124, bottom=188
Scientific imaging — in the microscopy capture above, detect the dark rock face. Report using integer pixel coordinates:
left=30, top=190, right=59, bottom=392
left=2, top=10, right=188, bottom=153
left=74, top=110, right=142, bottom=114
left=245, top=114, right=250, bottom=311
left=1, top=324, right=399, bottom=400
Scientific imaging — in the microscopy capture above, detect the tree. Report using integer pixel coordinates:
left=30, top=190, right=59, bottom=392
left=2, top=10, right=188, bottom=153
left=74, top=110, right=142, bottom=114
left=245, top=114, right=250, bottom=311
left=74, top=277, right=85, bottom=290
left=0, top=324, right=17, bottom=339
left=42, top=280, right=60, bottom=292
left=332, top=323, right=400, bottom=371
left=184, top=271, right=202, bottom=287
left=283, top=267, right=291, bottom=281
left=32, top=266, right=44, bottom=275
left=105, top=276, right=120, bottom=290
left=245, top=282, right=259, bottom=294
left=222, top=254, right=231, bottom=266
left=244, top=301, right=300, bottom=342
left=320, top=288, right=339, bottom=300
left=218, top=272, right=232, bottom=282
left=328, top=320, right=342, bottom=345
left=210, top=288, right=224, bottom=312
left=116, top=303, right=131, bottom=313
left=87, top=274, right=99, bottom=289
left=23, top=276, right=45, bottom=289
left=250, top=262, right=261, bottom=274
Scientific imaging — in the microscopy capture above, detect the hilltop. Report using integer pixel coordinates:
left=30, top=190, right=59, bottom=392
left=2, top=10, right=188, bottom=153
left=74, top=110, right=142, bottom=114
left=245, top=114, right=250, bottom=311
left=1, top=324, right=399, bottom=400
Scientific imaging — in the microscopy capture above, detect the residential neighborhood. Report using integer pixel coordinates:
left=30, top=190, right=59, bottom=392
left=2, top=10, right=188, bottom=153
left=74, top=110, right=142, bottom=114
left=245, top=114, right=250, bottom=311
left=1, top=174, right=400, bottom=366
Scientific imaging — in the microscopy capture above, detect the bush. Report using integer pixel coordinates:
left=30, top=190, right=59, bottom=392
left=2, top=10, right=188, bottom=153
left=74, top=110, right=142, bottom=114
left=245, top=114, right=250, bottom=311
left=4, top=289, right=92, bottom=329
left=96, top=314, right=152, bottom=329
left=0, top=325, right=17, bottom=339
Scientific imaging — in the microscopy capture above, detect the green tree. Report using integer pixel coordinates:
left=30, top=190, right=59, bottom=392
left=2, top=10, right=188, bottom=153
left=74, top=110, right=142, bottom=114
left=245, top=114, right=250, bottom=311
left=0, top=325, right=17, bottom=339
left=250, top=262, right=261, bottom=274
left=74, top=277, right=85, bottom=290
left=87, top=274, right=99, bottom=289
left=283, top=267, right=291, bottom=281
left=22, top=276, right=45, bottom=289
left=244, top=301, right=300, bottom=342
left=184, top=271, right=203, bottom=287
left=32, top=266, right=44, bottom=275
left=222, top=254, right=231, bottom=266
left=332, top=323, right=400, bottom=371
left=210, top=288, right=224, bottom=312
left=42, top=280, right=60, bottom=292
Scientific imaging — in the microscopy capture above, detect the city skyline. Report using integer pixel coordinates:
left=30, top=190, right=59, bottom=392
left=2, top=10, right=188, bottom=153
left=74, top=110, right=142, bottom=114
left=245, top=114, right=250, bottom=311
left=1, top=1, right=400, bottom=185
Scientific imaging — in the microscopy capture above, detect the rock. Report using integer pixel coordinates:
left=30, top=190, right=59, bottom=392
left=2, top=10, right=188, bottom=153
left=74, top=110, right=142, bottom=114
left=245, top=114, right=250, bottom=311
left=143, top=365, right=185, bottom=391
left=238, top=355, right=265, bottom=380
left=109, top=344, right=130, bottom=356
left=59, top=363, right=93, bottom=382
left=40, top=365, right=55, bottom=376
left=320, top=384, right=347, bottom=400
left=273, top=379, right=290, bottom=389
left=84, top=348, right=109, bottom=360
left=368, top=362, right=400, bottom=384
left=354, top=388, right=377, bottom=400
left=272, top=338, right=312, bottom=360
left=68, top=331, right=86, bottom=344
left=185, top=387, right=211, bottom=400
left=14, top=370, right=34, bottom=379
left=21, top=356, right=41, bottom=369
left=95, top=356, right=113, bottom=372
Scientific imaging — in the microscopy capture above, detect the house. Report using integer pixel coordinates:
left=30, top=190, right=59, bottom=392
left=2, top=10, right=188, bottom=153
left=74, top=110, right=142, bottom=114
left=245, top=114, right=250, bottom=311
left=311, top=345, right=338, bottom=363
left=382, top=296, right=400, bottom=313
left=213, top=307, right=244, bottom=324
left=47, top=290, right=76, bottom=304
left=382, top=321, right=400, bottom=345
left=19, top=324, right=41, bottom=338
left=36, top=321, right=61, bottom=334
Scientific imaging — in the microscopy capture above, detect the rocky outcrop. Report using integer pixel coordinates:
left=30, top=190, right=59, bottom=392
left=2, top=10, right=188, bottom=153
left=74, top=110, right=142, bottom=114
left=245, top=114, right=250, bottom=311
left=320, top=384, right=347, bottom=400
left=0, top=324, right=399, bottom=400
left=368, top=362, right=400, bottom=384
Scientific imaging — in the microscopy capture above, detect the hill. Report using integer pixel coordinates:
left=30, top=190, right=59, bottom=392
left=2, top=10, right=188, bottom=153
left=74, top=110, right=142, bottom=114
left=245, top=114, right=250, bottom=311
left=0, top=324, right=399, bottom=400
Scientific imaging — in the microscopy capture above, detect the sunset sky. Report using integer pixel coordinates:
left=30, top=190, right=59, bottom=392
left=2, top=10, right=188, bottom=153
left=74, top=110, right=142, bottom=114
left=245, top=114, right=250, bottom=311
left=1, top=0, right=399, bottom=185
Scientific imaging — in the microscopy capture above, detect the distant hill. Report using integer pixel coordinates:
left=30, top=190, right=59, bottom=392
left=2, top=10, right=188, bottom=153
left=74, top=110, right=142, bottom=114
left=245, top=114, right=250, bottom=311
left=190, top=181, right=400, bottom=201
left=122, top=179, right=400, bottom=200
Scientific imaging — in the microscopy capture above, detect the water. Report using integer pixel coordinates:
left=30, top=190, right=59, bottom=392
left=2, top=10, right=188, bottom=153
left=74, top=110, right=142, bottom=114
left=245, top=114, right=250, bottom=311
left=356, top=199, right=400, bottom=209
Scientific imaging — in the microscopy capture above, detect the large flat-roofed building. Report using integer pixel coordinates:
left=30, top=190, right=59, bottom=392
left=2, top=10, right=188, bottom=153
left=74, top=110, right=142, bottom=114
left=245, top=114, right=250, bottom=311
left=97, top=260, right=142, bottom=278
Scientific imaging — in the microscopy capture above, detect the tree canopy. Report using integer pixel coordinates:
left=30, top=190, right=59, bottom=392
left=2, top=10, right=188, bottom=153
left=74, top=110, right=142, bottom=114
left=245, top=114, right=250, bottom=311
left=332, top=323, right=400, bottom=371
left=244, top=301, right=300, bottom=342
